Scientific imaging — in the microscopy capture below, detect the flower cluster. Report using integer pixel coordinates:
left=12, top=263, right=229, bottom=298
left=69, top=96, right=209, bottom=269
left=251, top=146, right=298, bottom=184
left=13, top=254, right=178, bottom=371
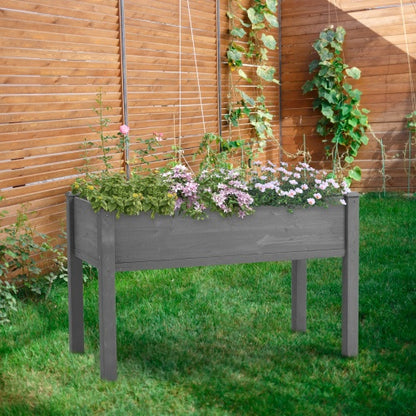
left=248, top=161, right=350, bottom=208
left=198, top=168, right=254, bottom=218
left=162, top=164, right=205, bottom=217
left=162, top=165, right=254, bottom=218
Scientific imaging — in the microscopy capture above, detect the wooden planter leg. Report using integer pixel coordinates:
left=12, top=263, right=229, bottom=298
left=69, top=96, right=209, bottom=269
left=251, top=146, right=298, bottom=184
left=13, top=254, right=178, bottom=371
left=97, top=211, right=117, bottom=381
left=291, top=259, right=307, bottom=332
left=67, top=194, right=85, bottom=353
left=342, top=193, right=360, bottom=356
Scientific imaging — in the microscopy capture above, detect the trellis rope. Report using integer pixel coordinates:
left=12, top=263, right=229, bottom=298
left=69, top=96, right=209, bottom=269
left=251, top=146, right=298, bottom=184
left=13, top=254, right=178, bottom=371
left=186, top=0, right=207, bottom=133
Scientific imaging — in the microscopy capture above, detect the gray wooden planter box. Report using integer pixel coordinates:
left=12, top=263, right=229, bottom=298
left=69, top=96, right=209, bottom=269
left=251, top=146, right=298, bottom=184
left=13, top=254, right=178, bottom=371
left=66, top=192, right=360, bottom=381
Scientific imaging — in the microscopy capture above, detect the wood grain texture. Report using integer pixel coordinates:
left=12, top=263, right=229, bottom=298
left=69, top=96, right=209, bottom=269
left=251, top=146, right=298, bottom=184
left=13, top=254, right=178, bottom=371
left=71, top=194, right=345, bottom=271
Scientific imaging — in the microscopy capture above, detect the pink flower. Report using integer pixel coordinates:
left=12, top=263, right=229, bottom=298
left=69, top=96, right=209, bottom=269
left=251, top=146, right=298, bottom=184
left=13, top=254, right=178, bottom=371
left=153, top=132, right=163, bottom=142
left=120, top=124, right=130, bottom=135
left=313, top=192, right=322, bottom=200
left=307, top=198, right=316, bottom=205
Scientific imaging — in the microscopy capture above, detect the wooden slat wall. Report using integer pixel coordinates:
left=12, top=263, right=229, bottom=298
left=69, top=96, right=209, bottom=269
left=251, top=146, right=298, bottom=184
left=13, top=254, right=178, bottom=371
left=280, top=0, right=416, bottom=191
left=124, top=0, right=219, bottom=169
left=1, top=0, right=415, bottom=278
left=0, top=0, right=122, bottom=240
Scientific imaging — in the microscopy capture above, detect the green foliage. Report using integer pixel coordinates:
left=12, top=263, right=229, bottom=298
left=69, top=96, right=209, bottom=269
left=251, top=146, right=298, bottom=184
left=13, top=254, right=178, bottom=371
left=73, top=94, right=175, bottom=218
left=226, top=0, right=279, bottom=161
left=72, top=171, right=176, bottom=219
left=92, top=90, right=117, bottom=172
left=302, top=26, right=370, bottom=185
left=0, top=201, right=66, bottom=324
left=194, top=133, right=244, bottom=170
left=0, top=280, right=17, bottom=325
left=0, top=209, right=48, bottom=281
left=406, top=110, right=416, bottom=135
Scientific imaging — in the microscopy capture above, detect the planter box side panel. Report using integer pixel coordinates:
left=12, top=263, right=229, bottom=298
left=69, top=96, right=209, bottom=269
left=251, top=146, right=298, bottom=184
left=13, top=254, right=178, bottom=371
left=114, top=205, right=346, bottom=271
left=73, top=197, right=99, bottom=266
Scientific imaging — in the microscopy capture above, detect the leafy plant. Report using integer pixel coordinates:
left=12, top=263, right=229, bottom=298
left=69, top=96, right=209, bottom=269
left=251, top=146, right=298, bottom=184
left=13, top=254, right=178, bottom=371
left=72, top=171, right=176, bottom=219
left=0, top=209, right=48, bottom=281
left=406, top=110, right=416, bottom=136
left=302, top=26, right=370, bottom=185
left=225, top=0, right=279, bottom=162
left=194, top=133, right=244, bottom=170
left=0, top=280, right=17, bottom=325
left=0, top=200, right=67, bottom=324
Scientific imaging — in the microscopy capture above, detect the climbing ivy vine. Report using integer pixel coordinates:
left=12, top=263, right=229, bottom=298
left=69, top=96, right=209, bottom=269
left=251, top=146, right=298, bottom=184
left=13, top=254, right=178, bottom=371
left=302, top=26, right=370, bottom=185
left=225, top=0, right=279, bottom=163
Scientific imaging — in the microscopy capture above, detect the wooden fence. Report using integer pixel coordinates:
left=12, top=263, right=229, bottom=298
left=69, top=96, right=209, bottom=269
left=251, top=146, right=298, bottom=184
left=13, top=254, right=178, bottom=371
left=281, top=0, right=416, bottom=192
left=0, top=0, right=415, bottom=265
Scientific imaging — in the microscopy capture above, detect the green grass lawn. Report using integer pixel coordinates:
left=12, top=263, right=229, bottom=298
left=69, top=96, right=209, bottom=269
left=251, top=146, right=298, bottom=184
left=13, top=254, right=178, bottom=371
left=1, top=194, right=415, bottom=415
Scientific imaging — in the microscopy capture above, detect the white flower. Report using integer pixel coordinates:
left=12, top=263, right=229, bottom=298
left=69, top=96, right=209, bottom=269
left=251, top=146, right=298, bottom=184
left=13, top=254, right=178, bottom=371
left=307, top=198, right=316, bottom=205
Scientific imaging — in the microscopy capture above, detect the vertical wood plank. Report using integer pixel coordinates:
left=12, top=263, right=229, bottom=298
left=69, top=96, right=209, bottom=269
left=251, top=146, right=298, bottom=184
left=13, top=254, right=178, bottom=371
left=291, top=259, right=307, bottom=332
left=66, top=193, right=85, bottom=353
left=97, top=210, right=118, bottom=381
left=342, top=192, right=360, bottom=356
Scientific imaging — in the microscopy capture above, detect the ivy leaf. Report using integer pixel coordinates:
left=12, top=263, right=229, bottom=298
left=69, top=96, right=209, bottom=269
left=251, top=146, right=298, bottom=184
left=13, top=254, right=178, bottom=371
left=247, top=7, right=264, bottom=25
left=252, top=23, right=266, bottom=30
left=257, top=110, right=273, bottom=120
left=302, top=80, right=315, bottom=94
left=261, top=33, right=277, bottom=50
left=230, top=27, right=246, bottom=38
left=308, top=59, right=319, bottom=73
left=346, top=67, right=361, bottom=79
left=236, top=88, right=256, bottom=106
left=257, top=65, right=276, bottom=82
left=227, top=48, right=242, bottom=67
left=349, top=88, right=362, bottom=103
left=335, top=26, right=346, bottom=42
left=345, top=156, right=354, bottom=164
left=348, top=166, right=362, bottom=182
left=264, top=11, right=279, bottom=28
left=238, top=17, right=252, bottom=28
left=266, top=0, right=277, bottom=13
left=321, top=105, right=335, bottom=121
left=238, top=69, right=252, bottom=83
